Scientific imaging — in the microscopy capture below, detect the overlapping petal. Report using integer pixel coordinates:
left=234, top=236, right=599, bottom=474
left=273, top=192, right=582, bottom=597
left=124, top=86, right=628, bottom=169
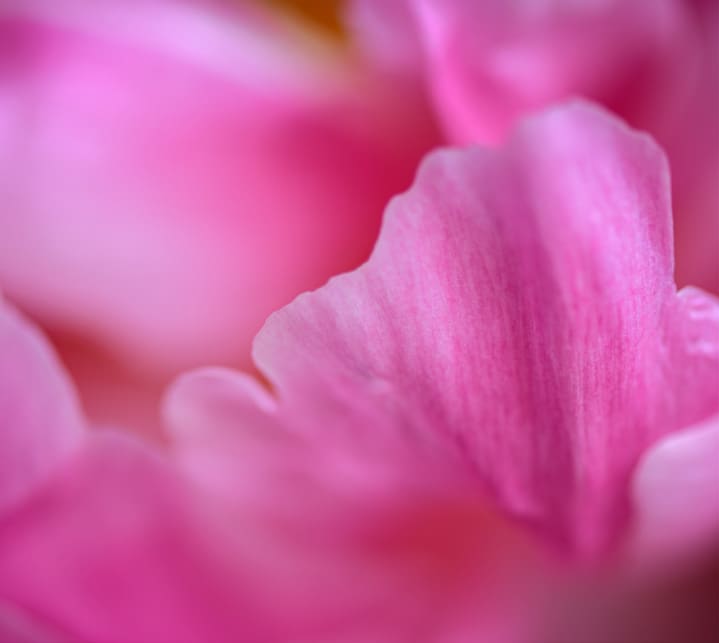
left=163, top=367, right=550, bottom=643
left=630, top=413, right=719, bottom=563
left=157, top=102, right=719, bottom=638
left=0, top=418, right=544, bottom=643
left=200, top=102, right=717, bottom=555
left=348, top=0, right=719, bottom=292
left=0, top=101, right=716, bottom=643
left=0, top=295, right=84, bottom=515
left=351, top=0, right=689, bottom=144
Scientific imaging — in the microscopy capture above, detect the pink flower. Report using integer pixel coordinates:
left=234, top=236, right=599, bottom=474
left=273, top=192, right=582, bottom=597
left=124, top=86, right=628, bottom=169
left=349, top=0, right=719, bottom=293
left=1, top=103, right=717, bottom=642
left=0, top=0, right=438, bottom=432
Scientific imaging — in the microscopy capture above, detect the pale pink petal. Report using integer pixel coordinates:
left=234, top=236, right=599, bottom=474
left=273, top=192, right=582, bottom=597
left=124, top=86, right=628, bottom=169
left=242, top=102, right=719, bottom=555
left=0, top=0, right=436, bottom=374
left=629, top=414, right=719, bottom=564
left=0, top=295, right=84, bottom=515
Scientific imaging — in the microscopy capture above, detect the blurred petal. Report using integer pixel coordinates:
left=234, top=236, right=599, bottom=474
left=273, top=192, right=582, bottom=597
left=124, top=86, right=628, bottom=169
left=0, top=426, right=544, bottom=643
left=630, top=414, right=719, bottom=563
left=0, top=433, right=276, bottom=643
left=245, top=102, right=718, bottom=554
left=165, top=368, right=550, bottom=642
left=0, top=600, right=71, bottom=643
left=0, top=295, right=84, bottom=515
left=348, top=0, right=719, bottom=293
left=0, top=0, right=436, bottom=374
left=347, top=0, right=423, bottom=70
left=350, top=0, right=687, bottom=143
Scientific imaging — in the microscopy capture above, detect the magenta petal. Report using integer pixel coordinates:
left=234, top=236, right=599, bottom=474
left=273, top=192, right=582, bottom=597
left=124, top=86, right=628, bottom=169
left=0, top=296, right=84, bottom=515
left=629, top=413, right=719, bottom=564
left=250, top=102, right=718, bottom=554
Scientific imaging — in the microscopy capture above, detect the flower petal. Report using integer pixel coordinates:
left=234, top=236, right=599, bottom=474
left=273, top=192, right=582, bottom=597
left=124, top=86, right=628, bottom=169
left=348, top=0, right=719, bottom=294
left=0, top=427, right=546, bottom=643
left=629, top=413, right=719, bottom=564
left=350, top=0, right=690, bottom=144
left=0, top=0, right=436, bottom=373
left=0, top=295, right=84, bottom=515
left=0, top=433, right=275, bottom=643
left=247, top=102, right=718, bottom=554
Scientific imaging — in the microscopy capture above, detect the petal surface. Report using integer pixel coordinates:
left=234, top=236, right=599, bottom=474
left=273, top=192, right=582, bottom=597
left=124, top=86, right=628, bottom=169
left=0, top=0, right=437, bottom=374
left=0, top=296, right=84, bottom=515
left=0, top=433, right=273, bottom=643
left=348, top=0, right=719, bottom=293
left=629, top=413, right=719, bottom=564
left=248, top=103, right=719, bottom=554
left=0, top=427, right=545, bottom=643
left=350, top=0, right=687, bottom=144
left=163, top=104, right=719, bottom=636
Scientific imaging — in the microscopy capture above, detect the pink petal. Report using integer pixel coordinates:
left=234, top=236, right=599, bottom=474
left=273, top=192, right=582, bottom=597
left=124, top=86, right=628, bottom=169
left=0, top=433, right=276, bottom=643
left=165, top=371, right=545, bottom=643
left=349, top=0, right=719, bottom=293
left=348, top=0, right=423, bottom=71
left=0, top=0, right=437, bottom=374
left=629, top=413, right=719, bottom=564
left=0, top=600, right=70, bottom=643
left=0, top=295, right=84, bottom=515
left=351, top=0, right=688, bottom=144
left=244, top=102, right=718, bottom=554
left=0, top=428, right=545, bottom=643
